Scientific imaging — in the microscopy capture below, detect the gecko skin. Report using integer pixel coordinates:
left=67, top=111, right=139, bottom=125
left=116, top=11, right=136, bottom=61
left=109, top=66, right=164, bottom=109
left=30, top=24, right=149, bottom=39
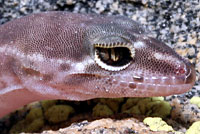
left=0, top=11, right=196, bottom=118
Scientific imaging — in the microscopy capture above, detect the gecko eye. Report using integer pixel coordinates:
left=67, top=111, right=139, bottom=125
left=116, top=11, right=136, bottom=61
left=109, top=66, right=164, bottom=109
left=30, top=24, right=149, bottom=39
left=94, top=43, right=135, bottom=71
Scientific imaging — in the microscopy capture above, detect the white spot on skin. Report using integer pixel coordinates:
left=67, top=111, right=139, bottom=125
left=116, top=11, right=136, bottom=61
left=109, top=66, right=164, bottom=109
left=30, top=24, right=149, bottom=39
left=74, top=63, right=85, bottom=71
left=154, top=53, right=164, bottom=60
left=0, top=45, right=46, bottom=62
left=161, top=76, right=168, bottom=80
left=44, top=46, right=54, bottom=51
left=0, top=46, right=6, bottom=53
left=154, top=52, right=181, bottom=64
left=57, top=59, right=64, bottom=64
left=133, top=76, right=142, bottom=79
left=80, top=23, right=85, bottom=27
left=71, top=57, right=95, bottom=72
left=137, top=83, right=142, bottom=85
left=30, top=53, right=45, bottom=62
left=0, top=45, right=72, bottom=65
left=151, top=76, right=157, bottom=80
left=102, top=31, right=106, bottom=34
left=0, top=45, right=74, bottom=74
left=134, top=41, right=146, bottom=49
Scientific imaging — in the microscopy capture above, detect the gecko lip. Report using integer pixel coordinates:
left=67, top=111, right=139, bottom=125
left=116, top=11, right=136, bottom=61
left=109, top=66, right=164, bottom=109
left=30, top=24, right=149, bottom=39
left=141, top=70, right=195, bottom=86
left=131, top=64, right=196, bottom=96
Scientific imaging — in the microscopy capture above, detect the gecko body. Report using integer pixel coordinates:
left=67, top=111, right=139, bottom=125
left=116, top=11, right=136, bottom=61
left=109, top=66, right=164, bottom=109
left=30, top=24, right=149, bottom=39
left=0, top=12, right=196, bottom=118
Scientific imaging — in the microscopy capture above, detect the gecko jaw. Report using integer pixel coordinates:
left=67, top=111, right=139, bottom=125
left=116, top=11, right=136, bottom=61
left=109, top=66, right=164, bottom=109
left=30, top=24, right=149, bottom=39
left=96, top=64, right=196, bottom=97
left=137, top=65, right=195, bottom=96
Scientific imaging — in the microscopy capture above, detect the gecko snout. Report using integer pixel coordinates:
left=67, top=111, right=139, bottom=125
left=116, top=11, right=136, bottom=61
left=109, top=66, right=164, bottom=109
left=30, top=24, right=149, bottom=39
left=168, top=62, right=196, bottom=95
left=172, top=58, right=196, bottom=85
left=184, top=63, right=196, bottom=85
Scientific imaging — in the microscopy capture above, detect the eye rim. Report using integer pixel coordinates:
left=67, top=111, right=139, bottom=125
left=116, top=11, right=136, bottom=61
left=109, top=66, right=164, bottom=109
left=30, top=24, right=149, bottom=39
left=94, top=43, right=135, bottom=71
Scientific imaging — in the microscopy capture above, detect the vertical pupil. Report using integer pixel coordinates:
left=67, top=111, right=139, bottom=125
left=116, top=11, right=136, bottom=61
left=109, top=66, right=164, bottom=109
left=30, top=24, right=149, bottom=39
left=96, top=47, right=132, bottom=66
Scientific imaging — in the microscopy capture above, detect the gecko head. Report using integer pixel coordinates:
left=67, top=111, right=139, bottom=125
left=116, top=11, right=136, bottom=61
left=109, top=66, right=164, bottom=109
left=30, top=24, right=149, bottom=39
left=84, top=20, right=196, bottom=97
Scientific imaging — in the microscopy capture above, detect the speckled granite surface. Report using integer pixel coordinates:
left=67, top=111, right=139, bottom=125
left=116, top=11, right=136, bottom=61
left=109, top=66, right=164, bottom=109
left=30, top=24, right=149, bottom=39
left=0, top=0, right=200, bottom=134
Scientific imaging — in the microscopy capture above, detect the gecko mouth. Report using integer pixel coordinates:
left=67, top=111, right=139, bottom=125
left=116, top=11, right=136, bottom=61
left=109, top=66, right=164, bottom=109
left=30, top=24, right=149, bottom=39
left=131, top=64, right=195, bottom=96
left=94, top=43, right=135, bottom=71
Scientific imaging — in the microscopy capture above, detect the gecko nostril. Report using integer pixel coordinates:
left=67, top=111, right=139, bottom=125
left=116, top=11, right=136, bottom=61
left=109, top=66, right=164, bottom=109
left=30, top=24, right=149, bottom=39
left=176, top=68, right=185, bottom=75
left=174, top=66, right=186, bottom=76
left=179, top=68, right=185, bottom=74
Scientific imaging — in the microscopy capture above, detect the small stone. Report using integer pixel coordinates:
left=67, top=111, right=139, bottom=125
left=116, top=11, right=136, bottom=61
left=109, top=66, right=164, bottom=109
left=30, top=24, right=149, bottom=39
left=187, top=47, right=196, bottom=56
left=186, top=121, right=200, bottom=134
left=66, top=0, right=75, bottom=5
left=92, top=103, right=114, bottom=117
left=143, top=117, right=174, bottom=132
left=187, top=37, right=197, bottom=45
left=44, top=105, right=74, bottom=124
left=190, top=96, right=200, bottom=108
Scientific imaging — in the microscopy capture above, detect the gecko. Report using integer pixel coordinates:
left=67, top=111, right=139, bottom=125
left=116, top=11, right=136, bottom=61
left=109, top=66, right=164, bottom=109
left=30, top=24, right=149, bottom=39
left=0, top=11, right=196, bottom=118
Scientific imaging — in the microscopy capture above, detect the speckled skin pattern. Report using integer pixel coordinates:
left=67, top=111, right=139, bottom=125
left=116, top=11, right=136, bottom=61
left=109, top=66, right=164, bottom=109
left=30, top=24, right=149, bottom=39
left=0, top=11, right=196, bottom=118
